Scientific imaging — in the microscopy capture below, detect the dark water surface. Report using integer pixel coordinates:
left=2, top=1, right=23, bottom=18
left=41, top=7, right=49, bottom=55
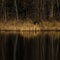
left=0, top=31, right=60, bottom=60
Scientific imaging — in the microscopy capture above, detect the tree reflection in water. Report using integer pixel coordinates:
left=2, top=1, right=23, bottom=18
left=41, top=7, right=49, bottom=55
left=0, top=31, right=60, bottom=60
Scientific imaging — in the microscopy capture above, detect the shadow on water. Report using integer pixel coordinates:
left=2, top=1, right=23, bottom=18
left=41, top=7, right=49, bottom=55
left=0, top=31, right=60, bottom=60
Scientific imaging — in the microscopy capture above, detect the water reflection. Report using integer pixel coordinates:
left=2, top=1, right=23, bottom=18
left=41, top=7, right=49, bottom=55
left=0, top=31, right=60, bottom=60
left=0, top=30, right=60, bottom=39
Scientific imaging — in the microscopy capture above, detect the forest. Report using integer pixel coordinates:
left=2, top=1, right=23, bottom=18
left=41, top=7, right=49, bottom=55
left=0, top=0, right=60, bottom=60
left=0, top=0, right=60, bottom=22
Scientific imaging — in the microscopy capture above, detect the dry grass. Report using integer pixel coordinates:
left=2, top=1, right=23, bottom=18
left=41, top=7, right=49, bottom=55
left=0, top=19, right=60, bottom=38
left=0, top=20, right=60, bottom=30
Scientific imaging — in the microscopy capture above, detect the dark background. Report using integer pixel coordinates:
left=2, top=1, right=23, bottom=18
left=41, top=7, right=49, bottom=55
left=0, top=0, right=60, bottom=22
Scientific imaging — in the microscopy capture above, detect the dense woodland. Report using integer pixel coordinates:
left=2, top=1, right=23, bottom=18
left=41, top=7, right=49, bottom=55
left=0, top=0, right=60, bottom=22
left=0, top=0, right=60, bottom=60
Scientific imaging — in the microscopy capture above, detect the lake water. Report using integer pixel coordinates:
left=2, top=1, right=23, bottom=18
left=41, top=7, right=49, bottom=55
left=0, top=31, right=60, bottom=60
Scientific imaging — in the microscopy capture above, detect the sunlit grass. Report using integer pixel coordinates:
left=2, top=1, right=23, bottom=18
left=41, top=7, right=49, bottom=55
left=0, top=19, right=60, bottom=38
left=0, top=19, right=60, bottom=30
